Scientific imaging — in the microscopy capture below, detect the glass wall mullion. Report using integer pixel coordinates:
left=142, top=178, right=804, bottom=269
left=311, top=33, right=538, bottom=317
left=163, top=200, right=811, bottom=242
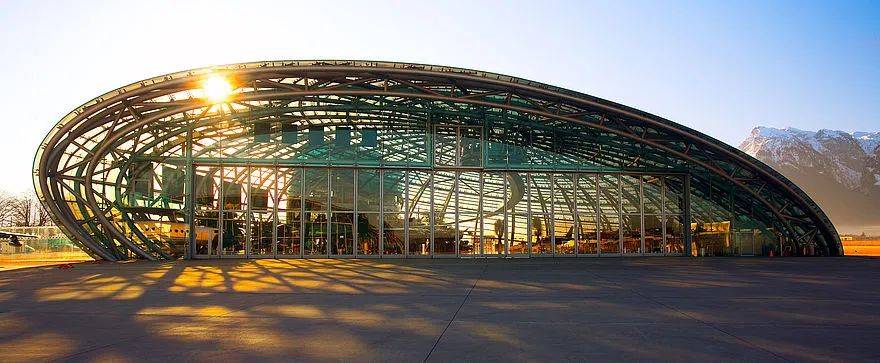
left=454, top=171, right=460, bottom=256
left=217, top=164, right=223, bottom=257
left=353, top=169, right=358, bottom=256
left=527, top=173, right=532, bottom=256
left=429, top=172, right=435, bottom=257
left=618, top=174, right=624, bottom=254
left=640, top=175, right=645, bottom=256
left=245, top=165, right=252, bottom=257
left=573, top=174, right=579, bottom=256
left=326, top=168, right=331, bottom=256
left=272, top=166, right=278, bottom=257
left=379, top=169, right=384, bottom=258
left=661, top=176, right=666, bottom=255
left=482, top=173, right=486, bottom=256
left=550, top=174, right=555, bottom=255
left=595, top=173, right=601, bottom=256
left=299, top=168, right=305, bottom=258
left=404, top=170, right=409, bottom=257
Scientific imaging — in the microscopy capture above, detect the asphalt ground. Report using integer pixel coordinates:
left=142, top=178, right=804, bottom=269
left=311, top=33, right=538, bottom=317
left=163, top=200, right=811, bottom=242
left=1, top=257, right=878, bottom=362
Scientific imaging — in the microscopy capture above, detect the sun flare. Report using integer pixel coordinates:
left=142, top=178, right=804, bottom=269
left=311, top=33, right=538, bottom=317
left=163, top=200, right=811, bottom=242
left=201, top=75, right=233, bottom=103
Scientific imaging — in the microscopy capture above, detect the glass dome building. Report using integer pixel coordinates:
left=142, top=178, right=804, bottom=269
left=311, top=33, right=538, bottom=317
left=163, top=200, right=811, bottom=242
left=33, top=61, right=841, bottom=261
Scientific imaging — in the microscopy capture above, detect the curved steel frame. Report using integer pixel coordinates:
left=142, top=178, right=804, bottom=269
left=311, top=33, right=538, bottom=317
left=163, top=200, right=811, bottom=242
left=33, top=60, right=842, bottom=260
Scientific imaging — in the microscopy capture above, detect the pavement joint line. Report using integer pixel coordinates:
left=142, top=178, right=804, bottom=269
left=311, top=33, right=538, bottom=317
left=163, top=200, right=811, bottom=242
left=626, top=286, right=793, bottom=362
left=423, top=262, right=488, bottom=362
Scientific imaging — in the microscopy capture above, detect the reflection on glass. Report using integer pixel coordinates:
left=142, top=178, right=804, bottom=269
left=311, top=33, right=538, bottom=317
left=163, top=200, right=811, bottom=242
left=599, top=174, right=620, bottom=254
left=330, top=212, right=353, bottom=255
left=250, top=211, right=274, bottom=255
left=304, top=212, right=327, bottom=255
left=554, top=213, right=575, bottom=255
left=194, top=211, right=220, bottom=256
left=644, top=214, right=663, bottom=254
left=620, top=175, right=640, bottom=214
left=305, top=169, right=328, bottom=211
left=643, top=175, right=662, bottom=214
left=458, top=213, right=480, bottom=256
left=509, top=214, right=529, bottom=254
left=357, top=213, right=380, bottom=255
left=383, top=212, right=405, bottom=255
left=277, top=211, right=301, bottom=255
left=622, top=214, right=641, bottom=254
left=531, top=214, right=553, bottom=255
left=222, top=212, right=246, bottom=255
left=665, top=215, right=684, bottom=254
left=357, top=169, right=380, bottom=212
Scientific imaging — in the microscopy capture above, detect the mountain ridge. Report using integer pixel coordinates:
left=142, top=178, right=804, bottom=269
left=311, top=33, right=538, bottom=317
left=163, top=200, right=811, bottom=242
left=739, top=126, right=880, bottom=234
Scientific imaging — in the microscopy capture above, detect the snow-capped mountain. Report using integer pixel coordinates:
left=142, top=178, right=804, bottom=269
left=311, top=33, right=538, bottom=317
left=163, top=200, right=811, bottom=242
left=739, top=127, right=880, bottom=234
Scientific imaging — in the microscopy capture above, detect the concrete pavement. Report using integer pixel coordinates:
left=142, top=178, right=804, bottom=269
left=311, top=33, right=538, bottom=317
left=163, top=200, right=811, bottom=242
left=0, top=257, right=878, bottom=362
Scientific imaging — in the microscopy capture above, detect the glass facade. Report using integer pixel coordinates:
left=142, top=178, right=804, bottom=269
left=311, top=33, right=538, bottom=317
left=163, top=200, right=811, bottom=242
left=34, top=61, right=839, bottom=261
left=189, top=166, right=689, bottom=258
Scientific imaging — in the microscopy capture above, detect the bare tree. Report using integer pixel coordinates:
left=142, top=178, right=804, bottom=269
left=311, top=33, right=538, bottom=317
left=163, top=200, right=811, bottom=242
left=0, top=191, right=16, bottom=226
left=8, top=192, right=52, bottom=227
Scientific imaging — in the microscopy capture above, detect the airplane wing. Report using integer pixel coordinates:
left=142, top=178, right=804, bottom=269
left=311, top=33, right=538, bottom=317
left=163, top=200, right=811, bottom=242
left=0, top=231, right=39, bottom=239
left=0, top=231, right=39, bottom=247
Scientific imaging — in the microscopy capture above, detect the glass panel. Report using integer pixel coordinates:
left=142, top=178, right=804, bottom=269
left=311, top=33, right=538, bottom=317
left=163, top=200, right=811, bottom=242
left=509, top=172, right=529, bottom=214
left=249, top=167, right=275, bottom=210
left=277, top=211, right=301, bottom=256
left=249, top=211, right=274, bottom=256
left=194, top=211, right=220, bottom=255
left=357, top=213, right=380, bottom=255
left=644, top=214, right=663, bottom=254
left=482, top=173, right=506, bottom=255
left=304, top=168, right=328, bottom=211
left=434, top=212, right=458, bottom=255
left=221, top=212, right=246, bottom=255
left=643, top=175, right=662, bottom=215
left=357, top=169, right=381, bottom=212
left=408, top=227, right=430, bottom=256
left=620, top=175, right=640, bottom=214
left=432, top=172, right=457, bottom=255
left=531, top=214, right=552, bottom=255
left=691, top=183, right=732, bottom=256
left=576, top=174, right=598, bottom=255
left=529, top=173, right=552, bottom=215
left=434, top=126, right=457, bottom=166
left=622, top=214, right=642, bottom=254
left=599, top=174, right=620, bottom=254
left=554, top=213, right=575, bottom=255
left=330, top=212, right=353, bottom=255
left=458, top=172, right=481, bottom=255
left=303, top=212, right=327, bottom=255
left=408, top=171, right=432, bottom=256
left=195, top=166, right=221, bottom=210
left=383, top=171, right=406, bottom=213
left=458, top=212, right=480, bottom=256
left=665, top=215, right=685, bottom=254
left=664, top=176, right=684, bottom=215
left=508, top=213, right=529, bottom=254
left=386, top=119, right=428, bottom=166
left=330, top=169, right=355, bottom=211
left=460, top=126, right=482, bottom=167
left=553, top=174, right=576, bottom=255
left=223, top=166, right=249, bottom=211
left=383, top=212, right=405, bottom=255
left=531, top=174, right=554, bottom=255
left=278, top=168, right=302, bottom=211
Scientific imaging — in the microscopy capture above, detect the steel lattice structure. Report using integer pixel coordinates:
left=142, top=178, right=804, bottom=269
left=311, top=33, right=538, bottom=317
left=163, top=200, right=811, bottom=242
left=33, top=60, right=841, bottom=260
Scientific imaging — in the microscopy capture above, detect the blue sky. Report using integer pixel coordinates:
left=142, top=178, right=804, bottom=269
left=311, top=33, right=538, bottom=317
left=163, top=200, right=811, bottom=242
left=0, top=0, right=877, bottom=193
